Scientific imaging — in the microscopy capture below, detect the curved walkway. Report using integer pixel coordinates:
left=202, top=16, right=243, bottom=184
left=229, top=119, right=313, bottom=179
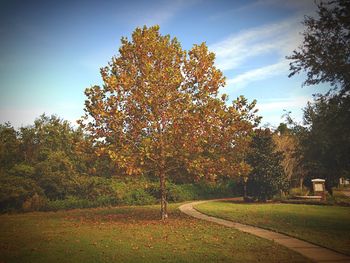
left=179, top=199, right=350, bottom=263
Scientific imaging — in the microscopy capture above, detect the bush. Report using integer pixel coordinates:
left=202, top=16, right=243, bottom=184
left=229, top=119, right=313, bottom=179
left=0, top=172, right=241, bottom=212
left=44, top=195, right=120, bottom=211
left=74, top=176, right=115, bottom=199
left=119, top=188, right=157, bottom=205
left=288, top=187, right=310, bottom=197
left=45, top=196, right=94, bottom=211
left=247, top=129, right=289, bottom=201
left=9, top=163, right=35, bottom=178
left=0, top=175, right=45, bottom=212
left=195, top=179, right=239, bottom=199
left=167, top=184, right=198, bottom=202
left=22, top=193, right=47, bottom=212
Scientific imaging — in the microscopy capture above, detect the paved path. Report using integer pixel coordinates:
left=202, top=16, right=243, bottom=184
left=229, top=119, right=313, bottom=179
left=179, top=199, right=350, bottom=263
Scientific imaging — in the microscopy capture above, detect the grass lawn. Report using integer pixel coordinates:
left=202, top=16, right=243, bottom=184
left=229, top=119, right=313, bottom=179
left=195, top=201, right=350, bottom=255
left=0, top=204, right=311, bottom=263
left=332, top=189, right=350, bottom=205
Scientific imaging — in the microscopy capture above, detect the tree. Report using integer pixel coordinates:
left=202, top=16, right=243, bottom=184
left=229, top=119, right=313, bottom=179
left=287, top=0, right=350, bottom=92
left=298, top=95, right=350, bottom=193
left=247, top=129, right=288, bottom=201
left=287, top=0, right=350, bottom=193
left=80, top=26, right=259, bottom=219
left=0, top=123, right=20, bottom=171
left=273, top=126, right=305, bottom=188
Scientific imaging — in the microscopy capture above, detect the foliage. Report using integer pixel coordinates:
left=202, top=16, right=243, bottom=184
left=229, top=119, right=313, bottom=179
left=287, top=0, right=350, bottom=92
left=331, top=189, right=350, bottom=206
left=288, top=187, right=310, bottom=197
left=80, top=25, right=259, bottom=218
left=44, top=195, right=119, bottom=211
left=0, top=174, right=45, bottom=211
left=300, top=95, right=350, bottom=193
left=22, top=193, right=47, bottom=212
left=285, top=1, right=350, bottom=194
left=0, top=123, right=20, bottom=171
left=8, top=163, right=36, bottom=178
left=246, top=129, right=289, bottom=201
left=272, top=130, right=305, bottom=187
left=35, top=151, right=78, bottom=200
left=0, top=109, right=244, bottom=213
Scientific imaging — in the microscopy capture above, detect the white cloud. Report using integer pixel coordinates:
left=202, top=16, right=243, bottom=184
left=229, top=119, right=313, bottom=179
left=211, top=0, right=316, bottom=21
left=209, top=7, right=312, bottom=92
left=0, top=103, right=83, bottom=129
left=226, top=60, right=288, bottom=91
left=133, top=0, right=200, bottom=27
left=210, top=16, right=302, bottom=72
left=0, top=108, right=51, bottom=128
left=257, top=96, right=309, bottom=112
left=256, top=96, right=310, bottom=126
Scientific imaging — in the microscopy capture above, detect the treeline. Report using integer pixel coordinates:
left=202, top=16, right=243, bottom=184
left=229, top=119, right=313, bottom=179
left=1, top=98, right=348, bottom=212
left=0, top=114, right=244, bottom=212
left=0, top=111, right=321, bottom=213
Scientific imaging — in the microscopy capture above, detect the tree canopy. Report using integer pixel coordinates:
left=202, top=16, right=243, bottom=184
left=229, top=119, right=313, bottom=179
left=80, top=25, right=259, bottom=219
left=287, top=0, right=350, bottom=93
left=286, top=0, right=350, bottom=193
left=246, top=129, right=288, bottom=201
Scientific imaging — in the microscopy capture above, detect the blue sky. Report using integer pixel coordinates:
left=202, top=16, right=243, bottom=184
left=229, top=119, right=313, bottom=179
left=0, top=0, right=329, bottom=128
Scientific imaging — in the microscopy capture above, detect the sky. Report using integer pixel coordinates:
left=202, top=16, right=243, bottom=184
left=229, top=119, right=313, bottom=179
left=0, top=0, right=329, bottom=129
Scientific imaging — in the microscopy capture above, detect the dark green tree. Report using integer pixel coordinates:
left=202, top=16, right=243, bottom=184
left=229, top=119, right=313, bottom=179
left=287, top=0, right=350, bottom=93
left=287, top=0, right=350, bottom=193
left=299, top=95, right=350, bottom=193
left=246, top=129, right=288, bottom=201
left=0, top=123, right=20, bottom=171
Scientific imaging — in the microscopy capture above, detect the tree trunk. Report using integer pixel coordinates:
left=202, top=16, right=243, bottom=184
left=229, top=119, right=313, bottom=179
left=325, top=180, right=333, bottom=196
left=300, top=178, right=304, bottom=192
left=159, top=169, right=168, bottom=220
left=243, top=182, right=247, bottom=201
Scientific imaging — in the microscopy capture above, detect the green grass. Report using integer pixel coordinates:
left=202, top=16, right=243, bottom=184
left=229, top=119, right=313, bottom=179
left=332, top=189, right=350, bottom=205
left=0, top=204, right=310, bottom=263
left=195, top=201, right=350, bottom=255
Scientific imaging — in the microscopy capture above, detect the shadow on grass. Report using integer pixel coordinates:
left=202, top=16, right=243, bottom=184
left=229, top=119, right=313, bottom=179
left=64, top=204, right=186, bottom=224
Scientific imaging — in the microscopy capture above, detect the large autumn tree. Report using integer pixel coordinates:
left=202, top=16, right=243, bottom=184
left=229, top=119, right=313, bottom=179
left=80, top=26, right=259, bottom=219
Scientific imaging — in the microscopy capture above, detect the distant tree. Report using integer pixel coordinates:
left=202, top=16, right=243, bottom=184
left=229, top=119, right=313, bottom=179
left=0, top=123, right=20, bottom=171
left=276, top=123, right=289, bottom=135
left=299, top=95, right=350, bottom=194
left=35, top=151, right=77, bottom=200
left=247, top=129, right=288, bottom=201
left=273, top=130, right=304, bottom=188
left=80, top=26, right=259, bottom=219
left=287, top=0, right=350, bottom=194
left=287, top=0, right=350, bottom=92
left=0, top=175, right=44, bottom=211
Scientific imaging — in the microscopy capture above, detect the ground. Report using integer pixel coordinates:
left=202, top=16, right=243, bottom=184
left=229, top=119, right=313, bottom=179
left=195, top=201, right=350, bottom=255
left=0, top=204, right=310, bottom=263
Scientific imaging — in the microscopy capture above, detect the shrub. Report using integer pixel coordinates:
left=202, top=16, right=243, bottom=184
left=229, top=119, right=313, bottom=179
left=167, top=184, right=198, bottom=202
left=22, top=193, right=47, bottom=212
left=74, top=176, right=115, bottom=199
left=195, top=180, right=239, bottom=199
left=0, top=175, right=45, bottom=212
left=9, top=163, right=35, bottom=178
left=120, top=188, right=157, bottom=205
left=247, top=129, right=289, bottom=201
left=288, top=187, right=310, bottom=197
left=45, top=196, right=93, bottom=211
